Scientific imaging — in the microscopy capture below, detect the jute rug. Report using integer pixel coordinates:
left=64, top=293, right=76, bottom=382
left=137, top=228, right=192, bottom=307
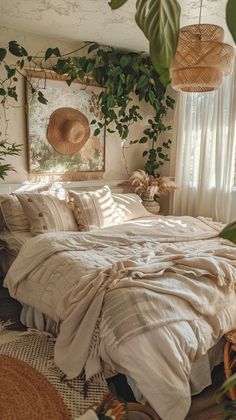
left=0, top=321, right=108, bottom=418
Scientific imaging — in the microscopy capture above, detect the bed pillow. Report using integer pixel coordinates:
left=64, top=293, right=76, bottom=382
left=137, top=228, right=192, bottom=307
left=16, top=192, right=78, bottom=236
left=69, top=186, right=122, bottom=231
left=0, top=184, right=53, bottom=232
left=0, top=194, right=30, bottom=232
left=112, top=193, right=151, bottom=221
left=219, top=220, right=236, bottom=244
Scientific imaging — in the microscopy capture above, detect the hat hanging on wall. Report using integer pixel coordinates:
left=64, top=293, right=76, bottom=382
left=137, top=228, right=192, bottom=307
left=171, top=0, right=235, bottom=92
left=47, top=107, right=90, bottom=155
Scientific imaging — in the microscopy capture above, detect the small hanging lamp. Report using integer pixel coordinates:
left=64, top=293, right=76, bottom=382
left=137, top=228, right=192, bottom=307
left=171, top=1, right=235, bottom=92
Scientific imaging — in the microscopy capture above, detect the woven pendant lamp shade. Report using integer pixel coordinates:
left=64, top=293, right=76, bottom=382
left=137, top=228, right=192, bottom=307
left=171, top=24, right=235, bottom=92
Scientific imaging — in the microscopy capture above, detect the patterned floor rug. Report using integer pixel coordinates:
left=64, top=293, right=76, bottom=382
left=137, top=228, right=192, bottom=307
left=0, top=321, right=108, bottom=418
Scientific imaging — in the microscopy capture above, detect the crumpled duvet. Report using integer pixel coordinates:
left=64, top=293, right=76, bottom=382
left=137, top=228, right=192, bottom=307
left=4, top=215, right=236, bottom=419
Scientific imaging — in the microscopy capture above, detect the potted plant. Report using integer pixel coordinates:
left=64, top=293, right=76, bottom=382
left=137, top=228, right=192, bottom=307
left=126, top=169, right=177, bottom=214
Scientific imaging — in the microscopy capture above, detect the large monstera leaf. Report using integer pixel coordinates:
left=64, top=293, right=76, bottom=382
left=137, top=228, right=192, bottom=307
left=226, top=0, right=236, bottom=44
left=109, top=0, right=181, bottom=86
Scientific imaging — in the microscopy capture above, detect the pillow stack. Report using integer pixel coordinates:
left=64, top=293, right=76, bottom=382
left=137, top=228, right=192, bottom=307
left=0, top=184, right=151, bottom=237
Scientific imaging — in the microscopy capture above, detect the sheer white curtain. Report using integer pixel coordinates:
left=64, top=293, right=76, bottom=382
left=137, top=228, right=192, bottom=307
left=170, top=63, right=236, bottom=223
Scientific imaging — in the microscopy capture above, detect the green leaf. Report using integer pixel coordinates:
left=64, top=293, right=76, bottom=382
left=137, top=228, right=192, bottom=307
left=219, top=220, right=236, bottom=244
left=45, top=48, right=53, bottom=61
left=5, top=65, right=15, bottom=79
left=78, top=70, right=85, bottom=80
left=19, top=59, right=24, bottom=70
left=143, top=150, right=148, bottom=157
left=139, top=136, right=147, bottom=143
left=117, top=84, right=123, bottom=96
left=0, top=88, right=6, bottom=96
left=137, top=74, right=149, bottom=90
left=120, top=56, right=129, bottom=68
left=108, top=0, right=128, bottom=10
left=94, top=128, right=100, bottom=136
left=7, top=87, right=17, bottom=101
left=135, top=0, right=181, bottom=86
left=53, top=47, right=61, bottom=57
left=21, top=46, right=28, bottom=56
left=37, top=91, right=48, bottom=105
left=126, top=74, right=134, bottom=90
left=0, top=48, right=6, bottom=61
left=66, top=79, right=73, bottom=87
left=8, top=41, right=24, bottom=57
left=85, top=62, right=92, bottom=73
left=226, top=0, right=236, bottom=44
left=148, top=90, right=156, bottom=104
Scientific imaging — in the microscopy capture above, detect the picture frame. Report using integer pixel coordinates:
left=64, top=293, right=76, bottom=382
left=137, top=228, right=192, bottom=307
left=25, top=69, right=105, bottom=181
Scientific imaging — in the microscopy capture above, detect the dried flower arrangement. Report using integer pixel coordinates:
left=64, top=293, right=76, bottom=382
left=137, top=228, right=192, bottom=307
left=127, top=169, right=177, bottom=200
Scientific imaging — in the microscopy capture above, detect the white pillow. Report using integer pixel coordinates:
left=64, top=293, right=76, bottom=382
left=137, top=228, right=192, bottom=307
left=16, top=192, right=78, bottom=236
left=112, top=193, right=150, bottom=221
left=0, top=184, right=52, bottom=232
left=69, top=186, right=122, bottom=231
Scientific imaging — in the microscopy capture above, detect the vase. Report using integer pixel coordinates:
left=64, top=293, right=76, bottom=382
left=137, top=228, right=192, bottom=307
left=141, top=192, right=160, bottom=215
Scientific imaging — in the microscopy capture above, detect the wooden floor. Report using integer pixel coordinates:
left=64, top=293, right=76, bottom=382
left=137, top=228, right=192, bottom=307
left=0, top=286, right=226, bottom=419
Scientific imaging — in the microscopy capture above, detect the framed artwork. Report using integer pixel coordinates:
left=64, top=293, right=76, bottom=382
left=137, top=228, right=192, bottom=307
left=26, top=69, right=105, bottom=180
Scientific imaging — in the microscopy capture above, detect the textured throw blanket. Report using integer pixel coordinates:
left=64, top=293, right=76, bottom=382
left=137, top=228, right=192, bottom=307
left=4, top=215, right=236, bottom=383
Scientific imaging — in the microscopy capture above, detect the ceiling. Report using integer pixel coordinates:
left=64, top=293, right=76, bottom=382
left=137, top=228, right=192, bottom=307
left=0, top=0, right=233, bottom=51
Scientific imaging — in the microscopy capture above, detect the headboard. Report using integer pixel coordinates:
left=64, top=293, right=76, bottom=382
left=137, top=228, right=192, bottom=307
left=0, top=179, right=127, bottom=194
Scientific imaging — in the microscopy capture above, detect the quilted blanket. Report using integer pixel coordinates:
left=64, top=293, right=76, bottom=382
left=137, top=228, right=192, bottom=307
left=4, top=215, right=236, bottom=418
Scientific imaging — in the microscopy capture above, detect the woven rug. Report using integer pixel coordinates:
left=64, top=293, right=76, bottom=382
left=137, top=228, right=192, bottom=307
left=0, top=354, right=71, bottom=419
left=0, top=321, right=108, bottom=418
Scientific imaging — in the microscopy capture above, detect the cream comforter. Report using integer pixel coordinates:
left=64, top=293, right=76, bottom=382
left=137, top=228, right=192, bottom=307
left=4, top=215, right=236, bottom=418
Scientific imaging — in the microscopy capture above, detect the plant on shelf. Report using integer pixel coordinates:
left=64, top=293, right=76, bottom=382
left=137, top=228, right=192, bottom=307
left=0, top=41, right=175, bottom=177
left=0, top=141, right=22, bottom=180
left=126, top=169, right=177, bottom=201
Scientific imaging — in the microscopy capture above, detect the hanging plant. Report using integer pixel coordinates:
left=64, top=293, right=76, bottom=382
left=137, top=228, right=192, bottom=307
left=0, top=41, right=175, bottom=177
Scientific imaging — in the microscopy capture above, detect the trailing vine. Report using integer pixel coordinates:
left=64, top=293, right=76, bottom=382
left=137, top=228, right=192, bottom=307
left=0, top=40, right=175, bottom=177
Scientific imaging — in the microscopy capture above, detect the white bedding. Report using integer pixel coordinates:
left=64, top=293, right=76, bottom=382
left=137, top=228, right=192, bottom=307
left=4, top=215, right=236, bottom=419
left=0, top=231, right=31, bottom=275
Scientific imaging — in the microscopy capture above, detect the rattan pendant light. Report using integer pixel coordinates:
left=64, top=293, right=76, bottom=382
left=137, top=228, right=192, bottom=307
left=171, top=0, right=235, bottom=92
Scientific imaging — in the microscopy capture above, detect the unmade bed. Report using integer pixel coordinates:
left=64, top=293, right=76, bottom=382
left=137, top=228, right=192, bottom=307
left=4, top=215, right=236, bottom=420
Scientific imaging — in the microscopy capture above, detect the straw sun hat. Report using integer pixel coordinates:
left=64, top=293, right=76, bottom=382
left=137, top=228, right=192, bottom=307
left=47, top=107, right=91, bottom=155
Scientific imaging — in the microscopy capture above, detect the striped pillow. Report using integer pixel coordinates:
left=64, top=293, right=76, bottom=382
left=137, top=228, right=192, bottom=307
left=16, top=193, right=78, bottom=236
left=69, top=186, right=122, bottom=231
